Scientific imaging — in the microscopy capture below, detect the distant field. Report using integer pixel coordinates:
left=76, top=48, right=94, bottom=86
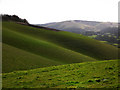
left=2, top=21, right=119, bottom=73
left=2, top=60, right=119, bottom=88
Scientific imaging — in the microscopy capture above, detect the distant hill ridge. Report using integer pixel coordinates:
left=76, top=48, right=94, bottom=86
left=39, top=20, right=118, bottom=33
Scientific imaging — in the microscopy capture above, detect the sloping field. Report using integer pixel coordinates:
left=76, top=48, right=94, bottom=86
left=2, top=43, right=63, bottom=73
left=3, top=22, right=118, bottom=60
left=2, top=22, right=97, bottom=72
left=2, top=60, right=119, bottom=88
left=2, top=22, right=119, bottom=72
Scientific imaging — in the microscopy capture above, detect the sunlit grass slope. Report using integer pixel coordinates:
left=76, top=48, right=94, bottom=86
left=3, top=22, right=98, bottom=72
left=2, top=60, right=119, bottom=88
left=3, top=22, right=118, bottom=60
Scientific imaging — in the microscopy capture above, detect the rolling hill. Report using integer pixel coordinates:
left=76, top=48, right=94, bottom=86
left=39, top=20, right=118, bottom=33
left=2, top=15, right=119, bottom=89
left=39, top=20, right=119, bottom=48
left=2, top=21, right=119, bottom=73
left=3, top=43, right=63, bottom=73
left=2, top=59, right=119, bottom=88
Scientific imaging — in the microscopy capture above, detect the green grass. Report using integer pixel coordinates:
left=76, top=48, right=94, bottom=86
left=2, top=43, right=63, bottom=73
left=2, top=21, right=119, bottom=88
left=2, top=21, right=119, bottom=73
left=88, top=35, right=97, bottom=38
left=2, top=60, right=119, bottom=88
left=3, top=22, right=118, bottom=60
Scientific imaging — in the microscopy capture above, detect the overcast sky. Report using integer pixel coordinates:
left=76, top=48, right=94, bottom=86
left=0, top=0, right=119, bottom=24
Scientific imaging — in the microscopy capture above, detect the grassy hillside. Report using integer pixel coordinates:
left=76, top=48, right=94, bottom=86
left=39, top=20, right=118, bottom=32
left=2, top=43, right=63, bottom=73
left=2, top=21, right=119, bottom=73
left=2, top=60, right=119, bottom=88
left=3, top=22, right=98, bottom=73
left=3, top=22, right=118, bottom=60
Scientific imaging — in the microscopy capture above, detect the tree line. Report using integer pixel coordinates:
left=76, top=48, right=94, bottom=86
left=0, top=14, right=29, bottom=24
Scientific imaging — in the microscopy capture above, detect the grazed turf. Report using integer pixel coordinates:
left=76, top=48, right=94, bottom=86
left=2, top=60, right=119, bottom=88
